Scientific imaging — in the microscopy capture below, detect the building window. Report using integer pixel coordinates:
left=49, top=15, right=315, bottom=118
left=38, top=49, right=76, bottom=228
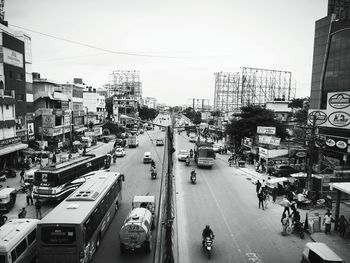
left=16, top=94, right=25, bottom=101
left=9, top=70, right=13, bottom=79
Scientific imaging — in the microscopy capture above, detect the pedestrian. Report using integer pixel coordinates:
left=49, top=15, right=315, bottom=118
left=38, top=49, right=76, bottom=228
left=0, top=213, right=8, bottom=227
left=258, top=189, right=264, bottom=210
left=256, top=180, right=261, bottom=195
left=19, top=169, right=25, bottom=183
left=263, top=189, right=269, bottom=209
left=281, top=197, right=291, bottom=217
left=272, top=187, right=278, bottom=203
left=323, top=209, right=333, bottom=234
left=35, top=199, right=42, bottom=219
left=261, top=179, right=266, bottom=190
left=338, top=215, right=348, bottom=238
left=18, top=207, right=27, bottom=219
left=26, top=187, right=33, bottom=205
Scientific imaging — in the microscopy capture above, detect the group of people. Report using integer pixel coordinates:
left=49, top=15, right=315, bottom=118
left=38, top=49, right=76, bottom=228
left=256, top=180, right=269, bottom=210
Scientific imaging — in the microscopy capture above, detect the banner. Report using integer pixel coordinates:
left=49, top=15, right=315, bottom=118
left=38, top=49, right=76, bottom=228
left=257, top=126, right=276, bottom=135
left=258, top=135, right=281, bottom=146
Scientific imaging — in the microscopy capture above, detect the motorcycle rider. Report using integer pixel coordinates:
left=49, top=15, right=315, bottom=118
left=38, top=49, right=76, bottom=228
left=189, top=149, right=193, bottom=158
left=186, top=156, right=190, bottom=165
left=202, top=225, right=214, bottom=247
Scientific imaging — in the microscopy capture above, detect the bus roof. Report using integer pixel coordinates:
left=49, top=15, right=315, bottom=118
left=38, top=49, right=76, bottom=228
left=35, top=154, right=102, bottom=172
left=0, top=219, right=39, bottom=252
left=38, top=171, right=121, bottom=225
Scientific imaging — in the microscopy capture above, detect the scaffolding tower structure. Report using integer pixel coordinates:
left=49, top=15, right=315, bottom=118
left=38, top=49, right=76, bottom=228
left=108, top=70, right=142, bottom=101
left=187, top=98, right=211, bottom=112
left=213, top=72, right=241, bottom=112
left=241, top=67, right=294, bottom=106
left=0, top=0, right=5, bottom=23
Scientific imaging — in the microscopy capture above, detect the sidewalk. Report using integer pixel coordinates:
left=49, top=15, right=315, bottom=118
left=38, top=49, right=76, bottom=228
left=216, top=153, right=350, bottom=262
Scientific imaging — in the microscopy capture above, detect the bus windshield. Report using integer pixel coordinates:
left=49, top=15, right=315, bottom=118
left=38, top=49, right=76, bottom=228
left=35, top=172, right=59, bottom=186
left=0, top=255, right=5, bottom=263
left=41, top=226, right=76, bottom=245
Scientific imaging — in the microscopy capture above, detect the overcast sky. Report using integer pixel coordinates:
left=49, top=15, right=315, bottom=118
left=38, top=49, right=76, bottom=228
left=6, top=0, right=327, bottom=106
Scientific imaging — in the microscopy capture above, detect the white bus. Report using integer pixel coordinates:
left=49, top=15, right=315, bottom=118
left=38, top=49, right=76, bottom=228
left=0, top=219, right=39, bottom=263
left=36, top=171, right=124, bottom=263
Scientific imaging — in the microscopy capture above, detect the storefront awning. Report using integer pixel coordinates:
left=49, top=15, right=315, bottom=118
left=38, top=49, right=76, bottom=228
left=0, top=143, right=28, bottom=156
left=75, top=127, right=87, bottom=133
left=330, top=182, right=350, bottom=195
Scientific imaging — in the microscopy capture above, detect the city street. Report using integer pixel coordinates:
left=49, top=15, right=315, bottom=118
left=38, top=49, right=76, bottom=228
left=93, top=129, right=165, bottom=262
left=175, top=132, right=312, bottom=263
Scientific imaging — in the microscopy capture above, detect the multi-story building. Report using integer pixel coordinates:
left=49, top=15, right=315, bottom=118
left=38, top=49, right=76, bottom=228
left=83, top=87, right=106, bottom=125
left=0, top=89, right=27, bottom=169
left=265, top=101, right=292, bottom=123
left=0, top=24, right=28, bottom=142
left=33, top=73, right=71, bottom=149
left=309, top=0, right=350, bottom=169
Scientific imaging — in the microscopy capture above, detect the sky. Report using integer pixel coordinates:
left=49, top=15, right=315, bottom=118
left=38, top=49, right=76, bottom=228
left=6, top=0, right=327, bottom=106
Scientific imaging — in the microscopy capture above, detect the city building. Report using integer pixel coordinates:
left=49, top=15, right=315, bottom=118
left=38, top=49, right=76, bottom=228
left=33, top=73, right=71, bottom=149
left=0, top=24, right=28, bottom=142
left=265, top=101, right=292, bottom=122
left=143, top=97, right=157, bottom=109
left=0, top=89, right=27, bottom=169
left=309, top=0, right=350, bottom=170
left=83, top=87, right=106, bottom=125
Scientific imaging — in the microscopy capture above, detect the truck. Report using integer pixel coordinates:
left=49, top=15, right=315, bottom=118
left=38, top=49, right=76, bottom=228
left=132, top=195, right=156, bottom=228
left=127, top=135, right=139, bottom=148
left=119, top=208, right=153, bottom=253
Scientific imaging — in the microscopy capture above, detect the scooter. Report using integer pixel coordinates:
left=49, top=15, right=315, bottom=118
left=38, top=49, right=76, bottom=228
left=151, top=170, right=157, bottom=179
left=186, top=159, right=190, bottom=166
left=203, top=236, right=214, bottom=259
left=190, top=171, right=196, bottom=184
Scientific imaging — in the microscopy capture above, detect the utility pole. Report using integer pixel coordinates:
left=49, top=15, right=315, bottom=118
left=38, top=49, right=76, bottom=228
left=305, top=115, right=317, bottom=191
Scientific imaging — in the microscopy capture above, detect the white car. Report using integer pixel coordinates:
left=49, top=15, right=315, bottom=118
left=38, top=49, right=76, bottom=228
left=178, top=150, right=189, bottom=161
left=115, top=148, right=126, bottom=157
left=156, top=139, right=164, bottom=146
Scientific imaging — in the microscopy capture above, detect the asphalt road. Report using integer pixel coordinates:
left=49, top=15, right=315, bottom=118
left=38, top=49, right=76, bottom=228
left=93, top=129, right=166, bottom=263
left=175, top=132, right=312, bottom=263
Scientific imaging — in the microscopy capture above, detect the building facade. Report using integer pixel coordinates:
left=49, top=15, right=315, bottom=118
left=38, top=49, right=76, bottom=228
left=83, top=87, right=106, bottom=125
left=143, top=97, right=157, bottom=109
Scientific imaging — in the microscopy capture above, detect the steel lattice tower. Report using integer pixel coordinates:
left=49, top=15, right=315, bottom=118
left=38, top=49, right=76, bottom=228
left=213, top=72, right=241, bottom=112
left=108, top=70, right=142, bottom=101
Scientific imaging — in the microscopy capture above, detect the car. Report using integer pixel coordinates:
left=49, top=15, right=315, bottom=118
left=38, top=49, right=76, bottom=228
left=143, top=152, right=152, bottom=163
left=271, top=165, right=298, bottom=177
left=114, top=148, right=126, bottom=157
left=139, top=129, right=144, bottom=134
left=212, top=144, right=221, bottom=152
left=156, top=139, right=164, bottom=146
left=178, top=150, right=189, bottom=161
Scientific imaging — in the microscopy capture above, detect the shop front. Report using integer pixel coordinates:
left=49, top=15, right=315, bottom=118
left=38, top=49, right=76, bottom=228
left=0, top=136, right=28, bottom=169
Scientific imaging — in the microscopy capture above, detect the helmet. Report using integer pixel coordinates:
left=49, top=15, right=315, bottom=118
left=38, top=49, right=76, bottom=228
left=206, top=225, right=210, bottom=229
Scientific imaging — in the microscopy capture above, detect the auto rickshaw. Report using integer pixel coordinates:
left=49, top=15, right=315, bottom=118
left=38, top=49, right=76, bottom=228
left=0, top=188, right=17, bottom=213
left=301, top=242, right=344, bottom=263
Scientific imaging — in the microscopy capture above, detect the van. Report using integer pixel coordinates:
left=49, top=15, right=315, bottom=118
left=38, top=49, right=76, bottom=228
left=0, top=188, right=16, bottom=213
left=143, top=152, right=152, bottom=163
left=0, top=219, right=39, bottom=263
left=301, top=242, right=344, bottom=263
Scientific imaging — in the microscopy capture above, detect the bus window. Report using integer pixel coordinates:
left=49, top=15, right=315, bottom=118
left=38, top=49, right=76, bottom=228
left=28, top=229, right=36, bottom=245
left=11, top=238, right=27, bottom=262
left=41, top=226, right=76, bottom=244
left=0, top=255, right=5, bottom=263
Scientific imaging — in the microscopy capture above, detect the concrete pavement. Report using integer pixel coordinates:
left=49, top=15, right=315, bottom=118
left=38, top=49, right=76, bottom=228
left=215, top=151, right=350, bottom=262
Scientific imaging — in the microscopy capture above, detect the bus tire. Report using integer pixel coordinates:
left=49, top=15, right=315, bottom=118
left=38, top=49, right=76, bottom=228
left=96, top=233, right=101, bottom=249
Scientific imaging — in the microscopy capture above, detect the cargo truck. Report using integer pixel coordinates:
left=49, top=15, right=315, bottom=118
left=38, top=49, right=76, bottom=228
left=127, top=135, right=139, bottom=148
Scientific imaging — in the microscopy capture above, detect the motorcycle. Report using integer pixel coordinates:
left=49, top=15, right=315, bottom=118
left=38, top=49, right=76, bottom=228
left=151, top=169, right=157, bottom=179
left=292, top=220, right=304, bottom=239
left=190, top=170, right=196, bottom=184
left=203, top=236, right=214, bottom=259
left=185, top=158, right=190, bottom=166
left=228, top=158, right=234, bottom=167
left=190, top=151, right=193, bottom=158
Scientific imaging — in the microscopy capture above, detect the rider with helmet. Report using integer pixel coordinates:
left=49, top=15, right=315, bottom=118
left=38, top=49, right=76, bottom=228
left=202, top=225, right=214, bottom=246
left=189, top=149, right=193, bottom=158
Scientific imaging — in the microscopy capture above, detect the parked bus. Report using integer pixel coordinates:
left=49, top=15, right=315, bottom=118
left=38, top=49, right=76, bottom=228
left=36, top=171, right=124, bottom=263
left=33, top=154, right=111, bottom=201
left=194, top=141, right=215, bottom=168
left=0, top=219, right=39, bottom=263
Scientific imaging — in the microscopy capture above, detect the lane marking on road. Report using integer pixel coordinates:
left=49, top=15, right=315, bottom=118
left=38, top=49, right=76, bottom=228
left=201, top=171, right=248, bottom=262
left=246, top=252, right=264, bottom=263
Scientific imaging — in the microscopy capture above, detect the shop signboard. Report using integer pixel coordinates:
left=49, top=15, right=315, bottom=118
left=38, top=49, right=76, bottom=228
left=258, top=135, right=281, bottom=146
left=318, top=134, right=350, bottom=154
left=259, top=147, right=268, bottom=158
left=27, top=123, right=34, bottom=135
left=85, top=131, right=95, bottom=137
left=42, top=115, right=55, bottom=128
left=0, top=136, right=21, bottom=146
left=93, top=127, right=102, bottom=136
left=257, top=126, right=276, bottom=135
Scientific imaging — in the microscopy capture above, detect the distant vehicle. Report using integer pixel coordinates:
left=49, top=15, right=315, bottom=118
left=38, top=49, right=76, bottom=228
left=139, top=129, right=144, bottom=134
left=0, top=188, right=17, bottom=213
left=36, top=171, right=124, bottom=263
left=99, top=135, right=110, bottom=143
left=81, top=136, right=92, bottom=148
left=178, top=150, right=189, bottom=161
left=25, top=168, right=38, bottom=183
left=271, top=165, right=298, bottom=177
left=33, top=154, right=110, bottom=201
left=194, top=142, right=215, bottom=168
left=156, top=139, right=164, bottom=146
left=301, top=242, right=344, bottom=263
left=212, top=144, right=221, bottom=152
left=115, top=147, right=126, bottom=157
left=189, top=132, right=197, bottom=143
left=119, top=208, right=153, bottom=253
left=114, top=138, right=123, bottom=147
left=0, top=219, right=39, bottom=263
left=128, top=136, right=139, bottom=148
left=143, top=152, right=152, bottom=163
left=132, top=195, right=156, bottom=228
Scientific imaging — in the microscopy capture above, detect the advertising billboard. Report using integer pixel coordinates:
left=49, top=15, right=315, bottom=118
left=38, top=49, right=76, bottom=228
left=257, top=126, right=276, bottom=135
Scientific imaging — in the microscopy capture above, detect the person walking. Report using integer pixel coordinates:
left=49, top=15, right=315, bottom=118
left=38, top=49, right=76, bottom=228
left=272, top=187, right=278, bottom=203
left=35, top=199, right=42, bottom=219
left=263, top=189, right=269, bottom=209
left=18, top=207, right=27, bottom=218
left=323, top=209, right=333, bottom=234
left=256, top=180, right=261, bottom=195
left=258, top=189, right=264, bottom=210
left=281, top=197, right=291, bottom=217
left=26, top=187, right=33, bottom=205
left=19, top=169, right=25, bottom=183
left=338, top=215, right=348, bottom=238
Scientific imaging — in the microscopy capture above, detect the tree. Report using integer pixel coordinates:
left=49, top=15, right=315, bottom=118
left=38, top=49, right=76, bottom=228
left=226, top=105, right=289, bottom=149
left=211, top=110, right=221, bottom=117
left=182, top=107, right=202, bottom=124
left=290, top=97, right=310, bottom=124
left=138, top=106, right=158, bottom=120
left=102, top=122, right=125, bottom=136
